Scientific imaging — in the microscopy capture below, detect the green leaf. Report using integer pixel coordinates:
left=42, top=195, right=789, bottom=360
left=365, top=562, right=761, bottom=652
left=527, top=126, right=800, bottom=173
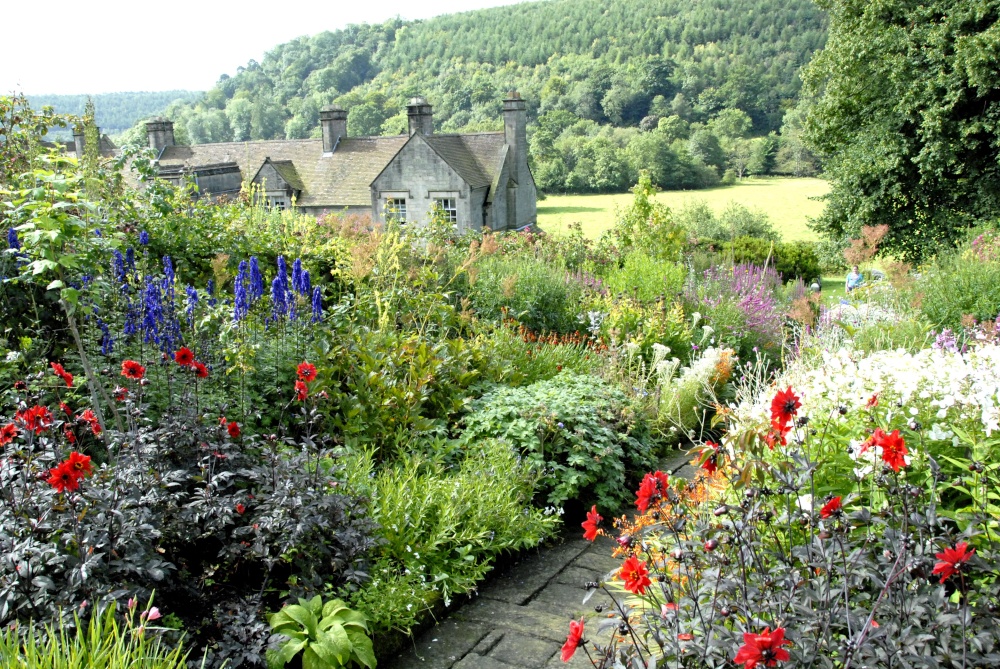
left=277, top=638, right=307, bottom=665
left=46, top=279, right=64, bottom=290
left=348, top=631, right=377, bottom=668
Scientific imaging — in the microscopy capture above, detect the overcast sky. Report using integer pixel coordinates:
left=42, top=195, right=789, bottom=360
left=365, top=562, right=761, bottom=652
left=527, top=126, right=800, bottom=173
left=2, top=0, right=532, bottom=95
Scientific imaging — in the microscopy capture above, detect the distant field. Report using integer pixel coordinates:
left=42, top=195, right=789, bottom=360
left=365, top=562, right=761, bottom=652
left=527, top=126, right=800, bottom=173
left=537, top=177, right=829, bottom=241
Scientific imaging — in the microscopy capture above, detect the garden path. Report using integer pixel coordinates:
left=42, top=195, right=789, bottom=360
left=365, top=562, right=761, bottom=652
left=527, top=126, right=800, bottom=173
left=385, top=451, right=697, bottom=669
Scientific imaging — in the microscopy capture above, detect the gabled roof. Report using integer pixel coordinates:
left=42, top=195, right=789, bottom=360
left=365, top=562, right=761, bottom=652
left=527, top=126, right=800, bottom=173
left=251, top=158, right=305, bottom=192
left=423, top=132, right=506, bottom=189
left=157, top=135, right=408, bottom=207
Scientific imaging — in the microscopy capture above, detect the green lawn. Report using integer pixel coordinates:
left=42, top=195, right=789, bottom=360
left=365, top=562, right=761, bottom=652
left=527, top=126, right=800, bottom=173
left=537, top=177, right=829, bottom=242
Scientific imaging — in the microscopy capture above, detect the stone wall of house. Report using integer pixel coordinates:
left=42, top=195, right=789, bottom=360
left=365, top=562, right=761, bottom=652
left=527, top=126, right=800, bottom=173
left=371, top=137, right=483, bottom=232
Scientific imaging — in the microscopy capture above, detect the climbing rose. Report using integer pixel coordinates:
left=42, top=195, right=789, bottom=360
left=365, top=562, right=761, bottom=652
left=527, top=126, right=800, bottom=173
left=227, top=421, right=241, bottom=438
left=0, top=423, right=17, bottom=446
left=16, top=405, right=53, bottom=434
left=193, top=361, right=209, bottom=378
left=635, top=470, right=669, bottom=512
left=581, top=505, right=601, bottom=541
left=294, top=380, right=309, bottom=402
left=50, top=362, right=73, bottom=388
left=770, top=387, right=800, bottom=426
left=874, top=428, right=908, bottom=472
left=618, top=556, right=652, bottom=595
left=174, top=347, right=195, bottom=367
left=560, top=618, right=584, bottom=662
left=121, top=360, right=146, bottom=380
left=297, top=361, right=317, bottom=383
left=47, top=462, right=80, bottom=493
left=819, top=496, right=842, bottom=519
left=932, top=542, right=975, bottom=584
left=734, top=627, right=791, bottom=668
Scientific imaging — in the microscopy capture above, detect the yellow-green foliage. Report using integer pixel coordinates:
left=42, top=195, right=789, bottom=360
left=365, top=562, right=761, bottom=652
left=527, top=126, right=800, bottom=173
left=0, top=603, right=192, bottom=669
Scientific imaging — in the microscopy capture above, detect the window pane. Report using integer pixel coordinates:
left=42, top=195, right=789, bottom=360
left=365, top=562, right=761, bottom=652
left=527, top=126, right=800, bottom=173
left=385, top=198, right=407, bottom=223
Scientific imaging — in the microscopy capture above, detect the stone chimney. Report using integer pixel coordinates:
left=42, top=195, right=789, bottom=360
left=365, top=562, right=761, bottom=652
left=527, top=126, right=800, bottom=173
left=407, top=97, right=434, bottom=136
left=503, top=91, right=528, bottom=177
left=320, top=104, right=348, bottom=153
left=145, top=117, right=175, bottom=153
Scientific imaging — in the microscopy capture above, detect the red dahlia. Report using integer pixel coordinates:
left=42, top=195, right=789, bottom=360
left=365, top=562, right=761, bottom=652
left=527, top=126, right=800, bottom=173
left=770, top=387, right=801, bottom=426
left=294, top=380, right=309, bottom=402
left=560, top=618, right=584, bottom=662
left=50, top=362, right=74, bottom=388
left=581, top=505, right=602, bottom=541
left=174, top=347, right=195, bottom=367
left=0, top=423, right=18, bottom=446
left=66, top=451, right=93, bottom=478
left=734, top=627, right=792, bottom=669
left=16, top=405, right=53, bottom=434
left=47, top=462, right=80, bottom=493
left=764, top=419, right=790, bottom=450
left=227, top=421, right=241, bottom=438
left=297, top=361, right=317, bottom=383
left=79, top=409, right=102, bottom=436
left=635, top=470, right=669, bottom=512
left=819, top=496, right=842, bottom=519
left=873, top=428, right=908, bottom=472
left=932, top=542, right=974, bottom=584
left=193, top=361, right=209, bottom=378
left=121, top=360, right=146, bottom=380
left=701, top=441, right=721, bottom=474
left=618, top=556, right=652, bottom=595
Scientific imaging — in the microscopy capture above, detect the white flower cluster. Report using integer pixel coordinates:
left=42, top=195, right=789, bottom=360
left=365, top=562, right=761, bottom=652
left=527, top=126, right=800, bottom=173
left=733, top=342, right=1000, bottom=438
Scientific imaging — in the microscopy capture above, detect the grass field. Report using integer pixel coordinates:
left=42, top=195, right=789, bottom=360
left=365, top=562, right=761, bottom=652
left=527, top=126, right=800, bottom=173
left=537, top=177, right=829, bottom=241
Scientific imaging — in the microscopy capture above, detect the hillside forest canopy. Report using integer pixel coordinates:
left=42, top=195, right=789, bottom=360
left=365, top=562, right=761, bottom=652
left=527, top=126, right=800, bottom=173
left=96, top=0, right=827, bottom=194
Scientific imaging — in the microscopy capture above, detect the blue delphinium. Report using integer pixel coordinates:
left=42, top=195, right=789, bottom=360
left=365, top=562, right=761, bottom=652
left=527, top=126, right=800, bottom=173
left=141, top=276, right=163, bottom=346
left=292, top=258, right=303, bottom=294
left=139, top=230, right=150, bottom=246
left=93, top=228, right=102, bottom=238
left=271, top=276, right=287, bottom=321
left=112, top=250, right=126, bottom=285
left=276, top=256, right=289, bottom=294
left=185, top=285, right=199, bottom=327
left=123, top=297, right=139, bottom=338
left=207, top=279, right=217, bottom=308
left=311, top=287, right=323, bottom=323
left=249, top=257, right=264, bottom=303
left=95, top=305, right=113, bottom=355
left=234, top=261, right=249, bottom=322
left=125, top=247, right=136, bottom=274
left=301, top=269, right=311, bottom=297
left=7, top=228, right=20, bottom=250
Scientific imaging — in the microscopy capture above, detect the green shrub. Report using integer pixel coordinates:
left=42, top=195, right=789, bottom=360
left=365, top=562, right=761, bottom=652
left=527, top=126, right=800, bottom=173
left=468, top=255, right=583, bottom=333
left=601, top=251, right=686, bottom=303
left=775, top=240, right=821, bottom=282
left=471, top=321, right=599, bottom=387
left=267, top=597, right=374, bottom=669
left=344, top=440, right=558, bottom=635
left=678, top=200, right=780, bottom=243
left=0, top=602, right=194, bottom=669
left=722, top=237, right=821, bottom=283
left=916, top=252, right=1000, bottom=330
left=461, top=373, right=658, bottom=510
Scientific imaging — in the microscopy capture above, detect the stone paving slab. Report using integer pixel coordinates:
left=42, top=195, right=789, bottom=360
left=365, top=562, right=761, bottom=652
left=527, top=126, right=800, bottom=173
left=384, top=449, right=696, bottom=669
left=478, top=539, right=592, bottom=605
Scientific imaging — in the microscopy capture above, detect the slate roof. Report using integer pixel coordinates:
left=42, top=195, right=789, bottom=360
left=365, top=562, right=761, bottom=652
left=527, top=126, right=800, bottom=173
left=42, top=134, right=118, bottom=157
left=156, top=136, right=408, bottom=207
left=424, top=133, right=506, bottom=189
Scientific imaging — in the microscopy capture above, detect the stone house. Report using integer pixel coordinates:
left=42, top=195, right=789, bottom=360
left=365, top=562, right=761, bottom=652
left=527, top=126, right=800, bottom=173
left=146, top=93, right=536, bottom=232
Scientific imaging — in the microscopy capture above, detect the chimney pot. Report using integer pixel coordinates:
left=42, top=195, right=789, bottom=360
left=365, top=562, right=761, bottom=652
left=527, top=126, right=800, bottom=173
left=320, top=104, right=348, bottom=153
left=145, top=116, right=175, bottom=153
left=407, top=97, right=434, bottom=136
